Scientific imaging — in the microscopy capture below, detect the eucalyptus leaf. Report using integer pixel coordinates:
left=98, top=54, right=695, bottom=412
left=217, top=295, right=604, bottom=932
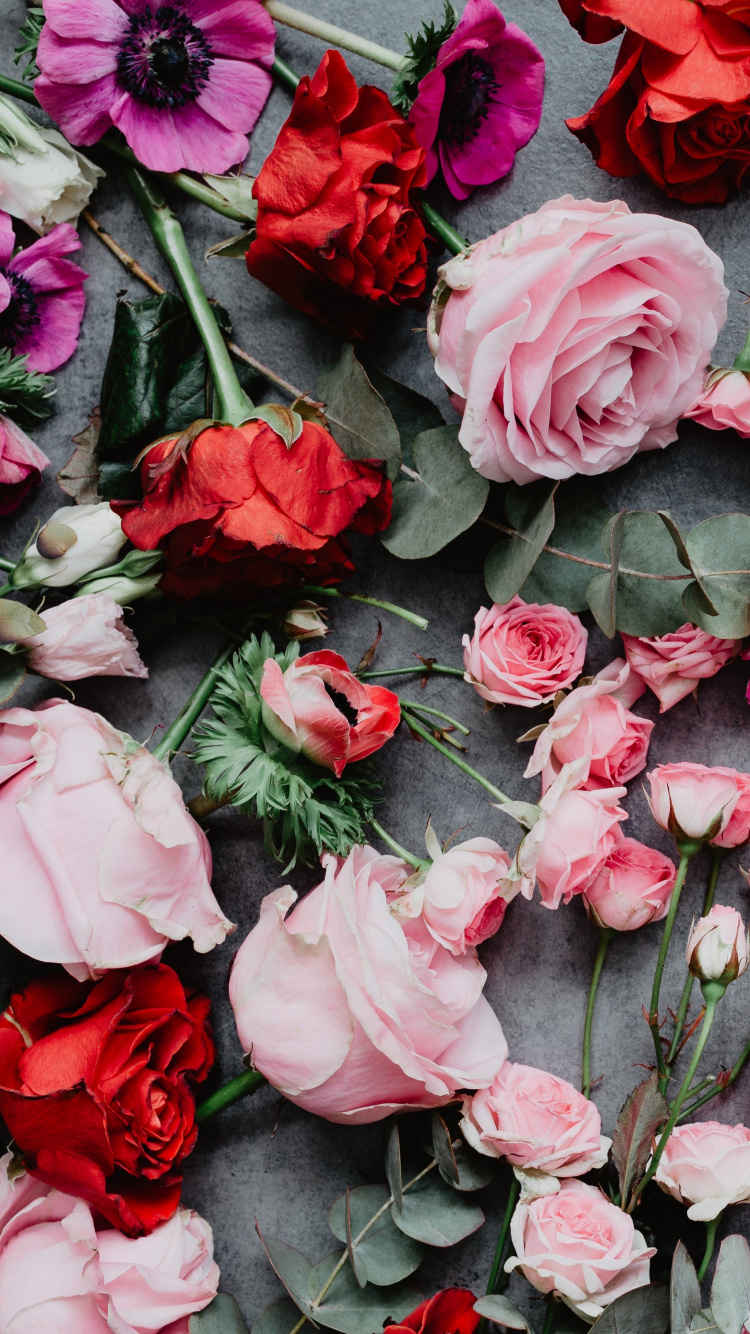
left=329, top=1185, right=424, bottom=1286
left=484, top=481, right=556, bottom=605
left=710, top=1234, right=750, bottom=1334
left=607, top=510, right=690, bottom=637
left=431, top=1112, right=459, bottom=1185
left=364, top=365, right=444, bottom=467
left=589, top=1284, right=669, bottom=1332
left=689, top=1315, right=716, bottom=1332
left=519, top=480, right=613, bottom=611
left=0, top=599, right=46, bottom=643
left=383, top=426, right=489, bottom=560
left=0, top=650, right=25, bottom=703
left=449, top=1144, right=498, bottom=1192
left=391, top=1168, right=484, bottom=1247
left=308, top=1252, right=422, bottom=1334
left=318, top=345, right=401, bottom=480
left=685, top=514, right=750, bottom=638
left=386, top=1123, right=403, bottom=1213
left=255, top=1230, right=316, bottom=1323
left=658, top=512, right=718, bottom=617
left=671, top=1242, right=702, bottom=1334
left=587, top=510, right=624, bottom=637
left=252, top=1297, right=303, bottom=1334
left=190, top=1293, right=250, bottom=1333
left=612, top=1073, right=668, bottom=1211
left=473, top=1294, right=535, bottom=1331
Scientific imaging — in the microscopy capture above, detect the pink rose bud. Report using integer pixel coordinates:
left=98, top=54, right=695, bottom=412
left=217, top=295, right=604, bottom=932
left=260, top=649, right=400, bottom=777
left=582, top=837, right=677, bottom=932
left=648, top=762, right=741, bottom=844
left=0, top=413, right=50, bottom=516
left=653, top=1121, right=750, bottom=1220
left=524, top=658, right=651, bottom=792
left=389, top=834, right=512, bottom=956
left=504, top=1180, right=655, bottom=1322
left=684, top=367, right=750, bottom=437
left=709, top=768, right=750, bottom=849
left=687, top=905, right=749, bottom=985
left=460, top=1061, right=611, bottom=1196
left=621, top=622, right=740, bottom=713
left=229, top=845, right=508, bottom=1124
left=463, top=597, right=587, bottom=708
left=24, top=594, right=148, bottom=681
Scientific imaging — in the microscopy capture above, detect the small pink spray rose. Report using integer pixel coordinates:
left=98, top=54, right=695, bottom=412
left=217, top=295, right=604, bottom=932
left=463, top=597, right=587, bottom=708
left=582, top=838, right=676, bottom=932
left=685, top=367, right=750, bottom=437
left=621, top=622, right=740, bottom=713
left=648, top=762, right=741, bottom=844
left=0, top=414, right=49, bottom=515
left=653, top=1121, right=750, bottom=1221
left=687, top=904, right=749, bottom=985
left=387, top=831, right=512, bottom=956
left=24, top=594, right=148, bottom=681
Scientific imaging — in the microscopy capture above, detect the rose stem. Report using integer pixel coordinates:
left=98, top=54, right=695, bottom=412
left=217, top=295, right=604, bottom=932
left=733, top=325, right=750, bottom=372
left=542, top=1301, right=556, bottom=1334
left=195, top=1069, right=266, bottom=1124
left=698, top=1214, right=721, bottom=1283
left=666, top=847, right=726, bottom=1070
left=368, top=816, right=424, bottom=869
left=360, top=664, right=465, bottom=680
left=629, top=981, right=724, bottom=1211
left=485, top=1173, right=521, bottom=1296
left=401, top=701, right=471, bottom=735
left=0, top=557, right=15, bottom=574
left=298, top=585, right=428, bottom=631
left=676, top=1034, right=750, bottom=1121
left=124, top=165, right=253, bottom=426
left=648, top=844, right=700, bottom=1095
left=582, top=927, right=615, bottom=1100
left=152, top=641, right=236, bottom=765
left=266, top=1, right=405, bottom=70
left=400, top=705, right=511, bottom=804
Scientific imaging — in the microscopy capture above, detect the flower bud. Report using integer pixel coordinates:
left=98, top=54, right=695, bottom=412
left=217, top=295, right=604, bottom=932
left=11, top=504, right=127, bottom=590
left=687, top=905, right=749, bottom=986
left=0, top=95, right=104, bottom=234
left=75, top=548, right=164, bottom=604
left=282, top=601, right=328, bottom=641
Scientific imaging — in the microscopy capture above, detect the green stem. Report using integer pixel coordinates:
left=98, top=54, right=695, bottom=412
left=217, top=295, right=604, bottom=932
left=368, top=816, right=424, bottom=870
left=124, top=166, right=252, bottom=425
left=677, top=1034, right=750, bottom=1121
left=299, top=585, right=428, bottom=631
left=0, top=73, right=35, bottom=105
left=196, top=1069, right=266, bottom=1124
left=649, top=847, right=698, bottom=1093
left=542, top=1302, right=556, bottom=1334
left=667, top=847, right=725, bottom=1068
left=0, top=556, right=15, bottom=574
left=582, top=929, right=614, bottom=1100
left=272, top=55, right=301, bottom=93
left=402, top=701, right=470, bottom=735
left=152, top=641, right=235, bottom=764
left=266, top=1, right=404, bottom=70
left=420, top=200, right=470, bottom=257
left=486, top=1174, right=521, bottom=1296
left=359, top=664, right=465, bottom=680
left=698, top=1214, right=721, bottom=1282
left=400, top=706, right=510, bottom=804
left=733, top=325, right=750, bottom=373
left=630, top=984, right=723, bottom=1211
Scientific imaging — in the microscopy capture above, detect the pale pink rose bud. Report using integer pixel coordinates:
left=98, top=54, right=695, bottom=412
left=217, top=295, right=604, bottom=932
left=460, top=1061, right=611, bottom=1197
left=709, top=768, right=750, bottom=849
left=684, top=366, right=750, bottom=437
left=648, top=762, right=741, bottom=844
left=621, top=622, right=740, bottom=713
left=463, top=597, right=587, bottom=708
left=653, top=1121, right=750, bottom=1221
left=24, top=594, right=148, bottom=681
left=0, top=414, right=50, bottom=516
left=389, top=834, right=512, bottom=955
left=229, top=845, right=508, bottom=1124
left=687, top=905, right=749, bottom=985
left=282, top=601, right=329, bottom=641
left=524, top=658, right=651, bottom=792
left=582, top=837, right=676, bottom=932
left=504, top=1180, right=655, bottom=1322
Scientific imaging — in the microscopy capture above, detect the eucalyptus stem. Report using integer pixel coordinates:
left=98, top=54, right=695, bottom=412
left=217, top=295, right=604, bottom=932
left=649, top=846, right=699, bottom=1093
left=124, top=166, right=252, bottom=426
left=266, top=1, right=405, bottom=70
left=698, top=1215, right=721, bottom=1282
left=677, top=1034, right=750, bottom=1121
left=667, top=847, right=725, bottom=1068
left=196, top=1069, right=266, bottom=1123
left=486, top=1174, right=521, bottom=1296
left=400, top=706, right=510, bottom=804
left=152, top=641, right=235, bottom=764
left=359, top=664, right=465, bottom=680
left=299, top=585, right=428, bottom=630
left=368, top=816, right=424, bottom=870
left=582, top=928, right=614, bottom=1100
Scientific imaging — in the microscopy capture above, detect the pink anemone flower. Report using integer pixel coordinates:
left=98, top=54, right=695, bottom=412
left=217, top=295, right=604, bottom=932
left=0, top=212, right=86, bottom=373
left=409, top=0, right=545, bottom=200
left=35, top=0, right=276, bottom=174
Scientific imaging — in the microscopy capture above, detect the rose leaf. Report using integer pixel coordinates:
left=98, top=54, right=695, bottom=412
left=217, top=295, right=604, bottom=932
left=611, top=1072, right=668, bottom=1211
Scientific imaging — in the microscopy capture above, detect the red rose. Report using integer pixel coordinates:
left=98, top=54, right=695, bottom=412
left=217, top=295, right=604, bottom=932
left=0, top=965, right=213, bottom=1236
left=114, top=419, right=391, bottom=601
left=387, top=1289, right=480, bottom=1334
left=246, top=49, right=428, bottom=341
left=558, top=0, right=623, bottom=44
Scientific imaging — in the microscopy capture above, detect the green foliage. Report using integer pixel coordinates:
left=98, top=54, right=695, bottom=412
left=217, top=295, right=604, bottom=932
left=318, top=344, right=402, bottom=481
left=329, top=1186, right=425, bottom=1285
left=0, top=349, right=55, bottom=428
left=383, top=426, right=489, bottom=560
left=193, top=634, right=379, bottom=870
left=189, top=1294, right=250, bottom=1333
left=589, top=1284, right=669, bottom=1332
left=391, top=2, right=459, bottom=113
left=0, top=649, right=25, bottom=704
left=612, top=1074, right=668, bottom=1213
left=710, top=1234, right=750, bottom=1334
left=14, top=7, right=44, bottom=80
left=473, top=1294, right=535, bottom=1332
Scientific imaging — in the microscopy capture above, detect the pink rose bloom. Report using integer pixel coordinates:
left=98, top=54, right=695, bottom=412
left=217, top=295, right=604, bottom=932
left=0, top=414, right=49, bottom=516
left=0, top=700, right=233, bottom=978
left=582, top=837, right=676, bottom=932
left=622, top=622, right=740, bottom=713
left=24, top=594, right=148, bottom=681
left=0, top=1155, right=218, bottom=1332
left=684, top=368, right=750, bottom=436
left=653, top=1122, right=750, bottom=1221
left=712, top=768, right=750, bottom=849
left=388, top=835, right=512, bottom=955
left=463, top=597, right=587, bottom=708
left=428, top=197, right=727, bottom=484
left=229, top=845, right=508, bottom=1124
left=35, top=0, right=275, bottom=174
left=649, top=762, right=741, bottom=843
left=408, top=0, right=544, bottom=200
left=687, top=904, right=749, bottom=985
left=524, top=658, right=651, bottom=792
left=505, top=1180, right=655, bottom=1321
left=0, top=212, right=87, bottom=372
left=460, top=1061, right=611, bottom=1194
left=260, top=649, right=400, bottom=777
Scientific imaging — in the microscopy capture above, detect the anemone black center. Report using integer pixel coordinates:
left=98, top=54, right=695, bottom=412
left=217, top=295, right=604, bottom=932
left=0, top=271, right=40, bottom=351
left=438, top=52, right=499, bottom=149
left=117, top=4, right=214, bottom=110
left=324, top=685, right=360, bottom=729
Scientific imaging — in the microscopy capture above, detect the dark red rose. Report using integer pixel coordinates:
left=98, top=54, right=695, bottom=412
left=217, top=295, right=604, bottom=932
left=246, top=49, right=428, bottom=341
left=387, top=1289, right=480, bottom=1334
left=0, top=965, right=213, bottom=1236
left=113, top=418, right=391, bottom=601
left=558, top=0, right=623, bottom=44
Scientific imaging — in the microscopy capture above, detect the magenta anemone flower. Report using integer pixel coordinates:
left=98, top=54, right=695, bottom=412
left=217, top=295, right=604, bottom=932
left=409, top=0, right=544, bottom=200
left=0, top=212, right=87, bottom=373
left=35, top=0, right=276, bottom=174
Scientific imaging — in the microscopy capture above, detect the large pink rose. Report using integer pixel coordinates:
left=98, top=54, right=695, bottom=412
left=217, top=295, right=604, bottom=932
left=428, top=197, right=727, bottom=484
left=388, top=836, right=511, bottom=955
left=0, top=700, right=232, bottom=978
left=228, top=845, right=508, bottom=1124
left=684, top=368, right=750, bottom=437
left=649, top=762, right=741, bottom=843
left=622, top=622, right=740, bottom=713
left=463, top=598, right=587, bottom=707
left=0, top=1156, right=218, bottom=1332
left=460, top=1062, right=610, bottom=1193
left=653, top=1122, right=750, bottom=1221
left=24, top=594, right=148, bottom=681
left=583, top=837, right=676, bottom=932
left=524, top=658, right=651, bottom=791
left=505, top=1180, right=655, bottom=1321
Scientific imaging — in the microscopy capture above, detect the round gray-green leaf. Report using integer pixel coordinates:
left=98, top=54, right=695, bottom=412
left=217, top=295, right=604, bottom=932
left=383, top=426, right=488, bottom=560
left=329, top=1185, right=425, bottom=1286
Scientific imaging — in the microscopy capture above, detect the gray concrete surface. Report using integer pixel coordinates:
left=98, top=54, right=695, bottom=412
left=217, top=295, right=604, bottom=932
left=2, top=0, right=750, bottom=1325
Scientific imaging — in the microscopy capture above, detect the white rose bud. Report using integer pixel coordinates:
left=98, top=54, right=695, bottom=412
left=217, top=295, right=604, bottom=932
left=282, top=601, right=329, bottom=641
left=11, top=504, right=127, bottom=590
left=0, top=96, right=103, bottom=233
left=687, top=905, right=750, bottom=986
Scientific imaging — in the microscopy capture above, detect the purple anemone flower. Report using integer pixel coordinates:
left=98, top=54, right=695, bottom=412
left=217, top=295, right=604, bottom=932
left=409, top=0, right=544, bottom=200
left=0, top=212, right=87, bottom=373
left=35, top=0, right=276, bottom=174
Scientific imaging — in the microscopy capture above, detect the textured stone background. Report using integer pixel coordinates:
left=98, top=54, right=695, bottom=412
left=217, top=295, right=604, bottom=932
left=2, top=0, right=750, bottom=1325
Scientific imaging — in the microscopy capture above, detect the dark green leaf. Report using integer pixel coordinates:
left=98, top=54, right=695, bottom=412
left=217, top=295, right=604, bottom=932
left=391, top=1169, right=484, bottom=1247
left=190, top=1294, right=250, bottom=1333
left=383, top=426, right=489, bottom=560
left=0, top=651, right=25, bottom=703
left=485, top=481, right=556, bottom=605
left=252, top=1297, right=302, bottom=1334
left=431, top=1112, right=459, bottom=1185
left=671, top=1242, right=702, bottom=1334
left=589, top=1285, right=669, bottom=1333
left=309, top=1252, right=422, bottom=1334
left=658, top=512, right=718, bottom=617
left=255, top=1228, right=316, bottom=1323
left=587, top=510, right=625, bottom=638
left=710, top=1235, right=750, bottom=1334
left=364, top=366, right=444, bottom=468
left=611, top=1074, right=668, bottom=1211
left=318, top=345, right=401, bottom=480
left=473, top=1295, right=535, bottom=1331
left=329, top=1185, right=424, bottom=1286
left=386, top=1122, right=403, bottom=1214
left=520, top=481, right=613, bottom=612
left=685, top=514, right=750, bottom=638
